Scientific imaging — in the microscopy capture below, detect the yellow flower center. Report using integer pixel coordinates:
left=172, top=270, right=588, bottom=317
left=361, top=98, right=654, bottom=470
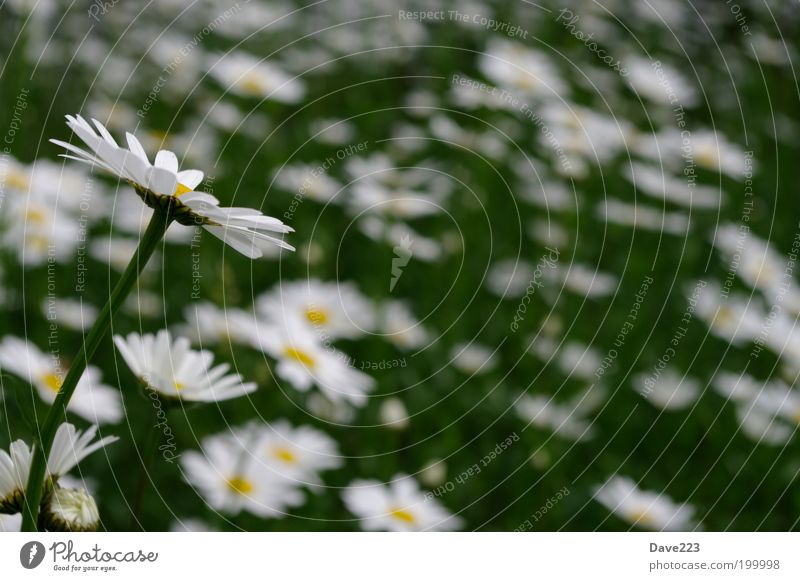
left=389, top=507, right=416, bottom=524
left=793, top=410, right=800, bottom=424
left=240, top=73, right=263, bottom=95
left=695, top=147, right=719, bottom=169
left=628, top=508, right=655, bottom=527
left=227, top=476, right=254, bottom=495
left=272, top=447, right=297, bottom=464
left=25, top=207, right=47, bottom=224
left=173, top=381, right=185, bottom=391
left=305, top=307, right=329, bottom=326
left=714, top=306, right=733, bottom=328
left=7, top=170, right=30, bottom=191
left=284, top=347, right=316, bottom=368
left=41, top=372, right=63, bottom=393
left=174, top=183, right=192, bottom=197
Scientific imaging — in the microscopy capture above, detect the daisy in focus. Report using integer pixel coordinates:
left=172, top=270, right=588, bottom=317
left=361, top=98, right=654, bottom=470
left=112, top=330, right=257, bottom=402
left=50, top=114, right=294, bottom=258
left=0, top=336, right=122, bottom=424
left=593, top=475, right=696, bottom=531
left=342, top=474, right=463, bottom=532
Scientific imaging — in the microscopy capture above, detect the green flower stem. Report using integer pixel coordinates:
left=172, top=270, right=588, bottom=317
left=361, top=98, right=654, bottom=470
left=21, top=206, right=174, bottom=531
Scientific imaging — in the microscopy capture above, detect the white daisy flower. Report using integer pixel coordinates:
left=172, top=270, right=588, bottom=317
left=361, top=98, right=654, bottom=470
left=1, top=423, right=117, bottom=513
left=515, top=394, right=595, bottom=442
left=50, top=114, right=294, bottom=259
left=449, top=342, right=498, bottom=375
left=47, top=423, right=119, bottom=478
left=693, top=284, right=763, bottom=346
left=635, top=368, right=701, bottom=411
left=486, top=259, right=535, bottom=299
left=379, top=398, right=410, bottom=431
left=181, top=302, right=262, bottom=347
left=0, top=440, right=32, bottom=513
left=0, top=191, right=80, bottom=266
left=256, top=279, right=375, bottom=340
left=273, top=163, right=343, bottom=203
left=594, top=475, right=696, bottom=531
left=0, top=336, right=123, bottom=424
left=597, top=198, right=690, bottom=235
left=113, top=330, right=257, bottom=402
left=208, top=52, right=305, bottom=104
left=624, top=162, right=719, bottom=209
left=379, top=300, right=430, bottom=350
left=41, top=297, right=98, bottom=331
left=42, top=487, right=100, bottom=532
left=478, top=38, right=567, bottom=99
left=256, top=323, right=375, bottom=406
left=253, top=420, right=343, bottom=487
left=181, top=429, right=304, bottom=519
left=343, top=474, right=463, bottom=531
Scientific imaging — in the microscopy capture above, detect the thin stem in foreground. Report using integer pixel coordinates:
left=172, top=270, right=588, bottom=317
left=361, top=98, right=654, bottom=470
left=21, top=206, right=174, bottom=531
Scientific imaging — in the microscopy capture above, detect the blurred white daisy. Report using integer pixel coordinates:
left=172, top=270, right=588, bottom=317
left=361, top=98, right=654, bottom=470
left=256, top=323, right=375, bottom=406
left=257, top=279, right=375, bottom=340
left=478, top=39, right=567, bottom=99
left=343, top=474, right=463, bottom=531
left=450, top=342, right=498, bottom=375
left=208, top=52, right=305, bottom=104
left=693, top=284, right=763, bottom=346
left=594, top=475, right=696, bottom=531
left=634, top=368, right=701, bottom=411
left=181, top=429, right=304, bottom=518
left=41, top=297, right=98, bottom=331
left=597, top=198, right=690, bottom=235
left=379, top=398, right=410, bottom=431
left=379, top=300, right=430, bottom=350
left=112, top=330, right=257, bottom=402
left=515, top=394, right=595, bottom=441
left=181, top=302, right=262, bottom=347
left=0, top=336, right=122, bottom=424
left=254, top=420, right=342, bottom=487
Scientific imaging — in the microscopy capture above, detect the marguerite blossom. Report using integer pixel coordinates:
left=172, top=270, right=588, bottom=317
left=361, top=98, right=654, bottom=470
left=253, top=420, right=343, bottom=487
left=181, top=302, right=262, bottom=347
left=256, top=279, right=375, bottom=340
left=594, top=475, right=696, bottom=531
left=0, top=423, right=117, bottom=513
left=50, top=114, right=294, bottom=259
left=256, top=322, right=375, bottom=406
left=0, top=336, right=122, bottom=424
left=343, top=474, right=463, bottom=531
left=181, top=428, right=304, bottom=518
left=112, top=330, right=257, bottom=402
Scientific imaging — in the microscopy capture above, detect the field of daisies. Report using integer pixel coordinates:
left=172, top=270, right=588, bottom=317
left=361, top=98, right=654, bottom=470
left=0, top=0, right=799, bottom=532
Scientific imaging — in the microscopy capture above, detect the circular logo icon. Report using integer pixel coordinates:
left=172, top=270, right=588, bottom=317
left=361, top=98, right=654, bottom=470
left=20, top=541, right=46, bottom=569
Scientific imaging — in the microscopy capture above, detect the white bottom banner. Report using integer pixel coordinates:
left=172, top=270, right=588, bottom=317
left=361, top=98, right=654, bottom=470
left=0, top=533, right=797, bottom=579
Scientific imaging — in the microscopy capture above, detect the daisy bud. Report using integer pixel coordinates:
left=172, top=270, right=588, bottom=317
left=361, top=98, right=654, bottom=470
left=41, top=487, right=100, bottom=532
